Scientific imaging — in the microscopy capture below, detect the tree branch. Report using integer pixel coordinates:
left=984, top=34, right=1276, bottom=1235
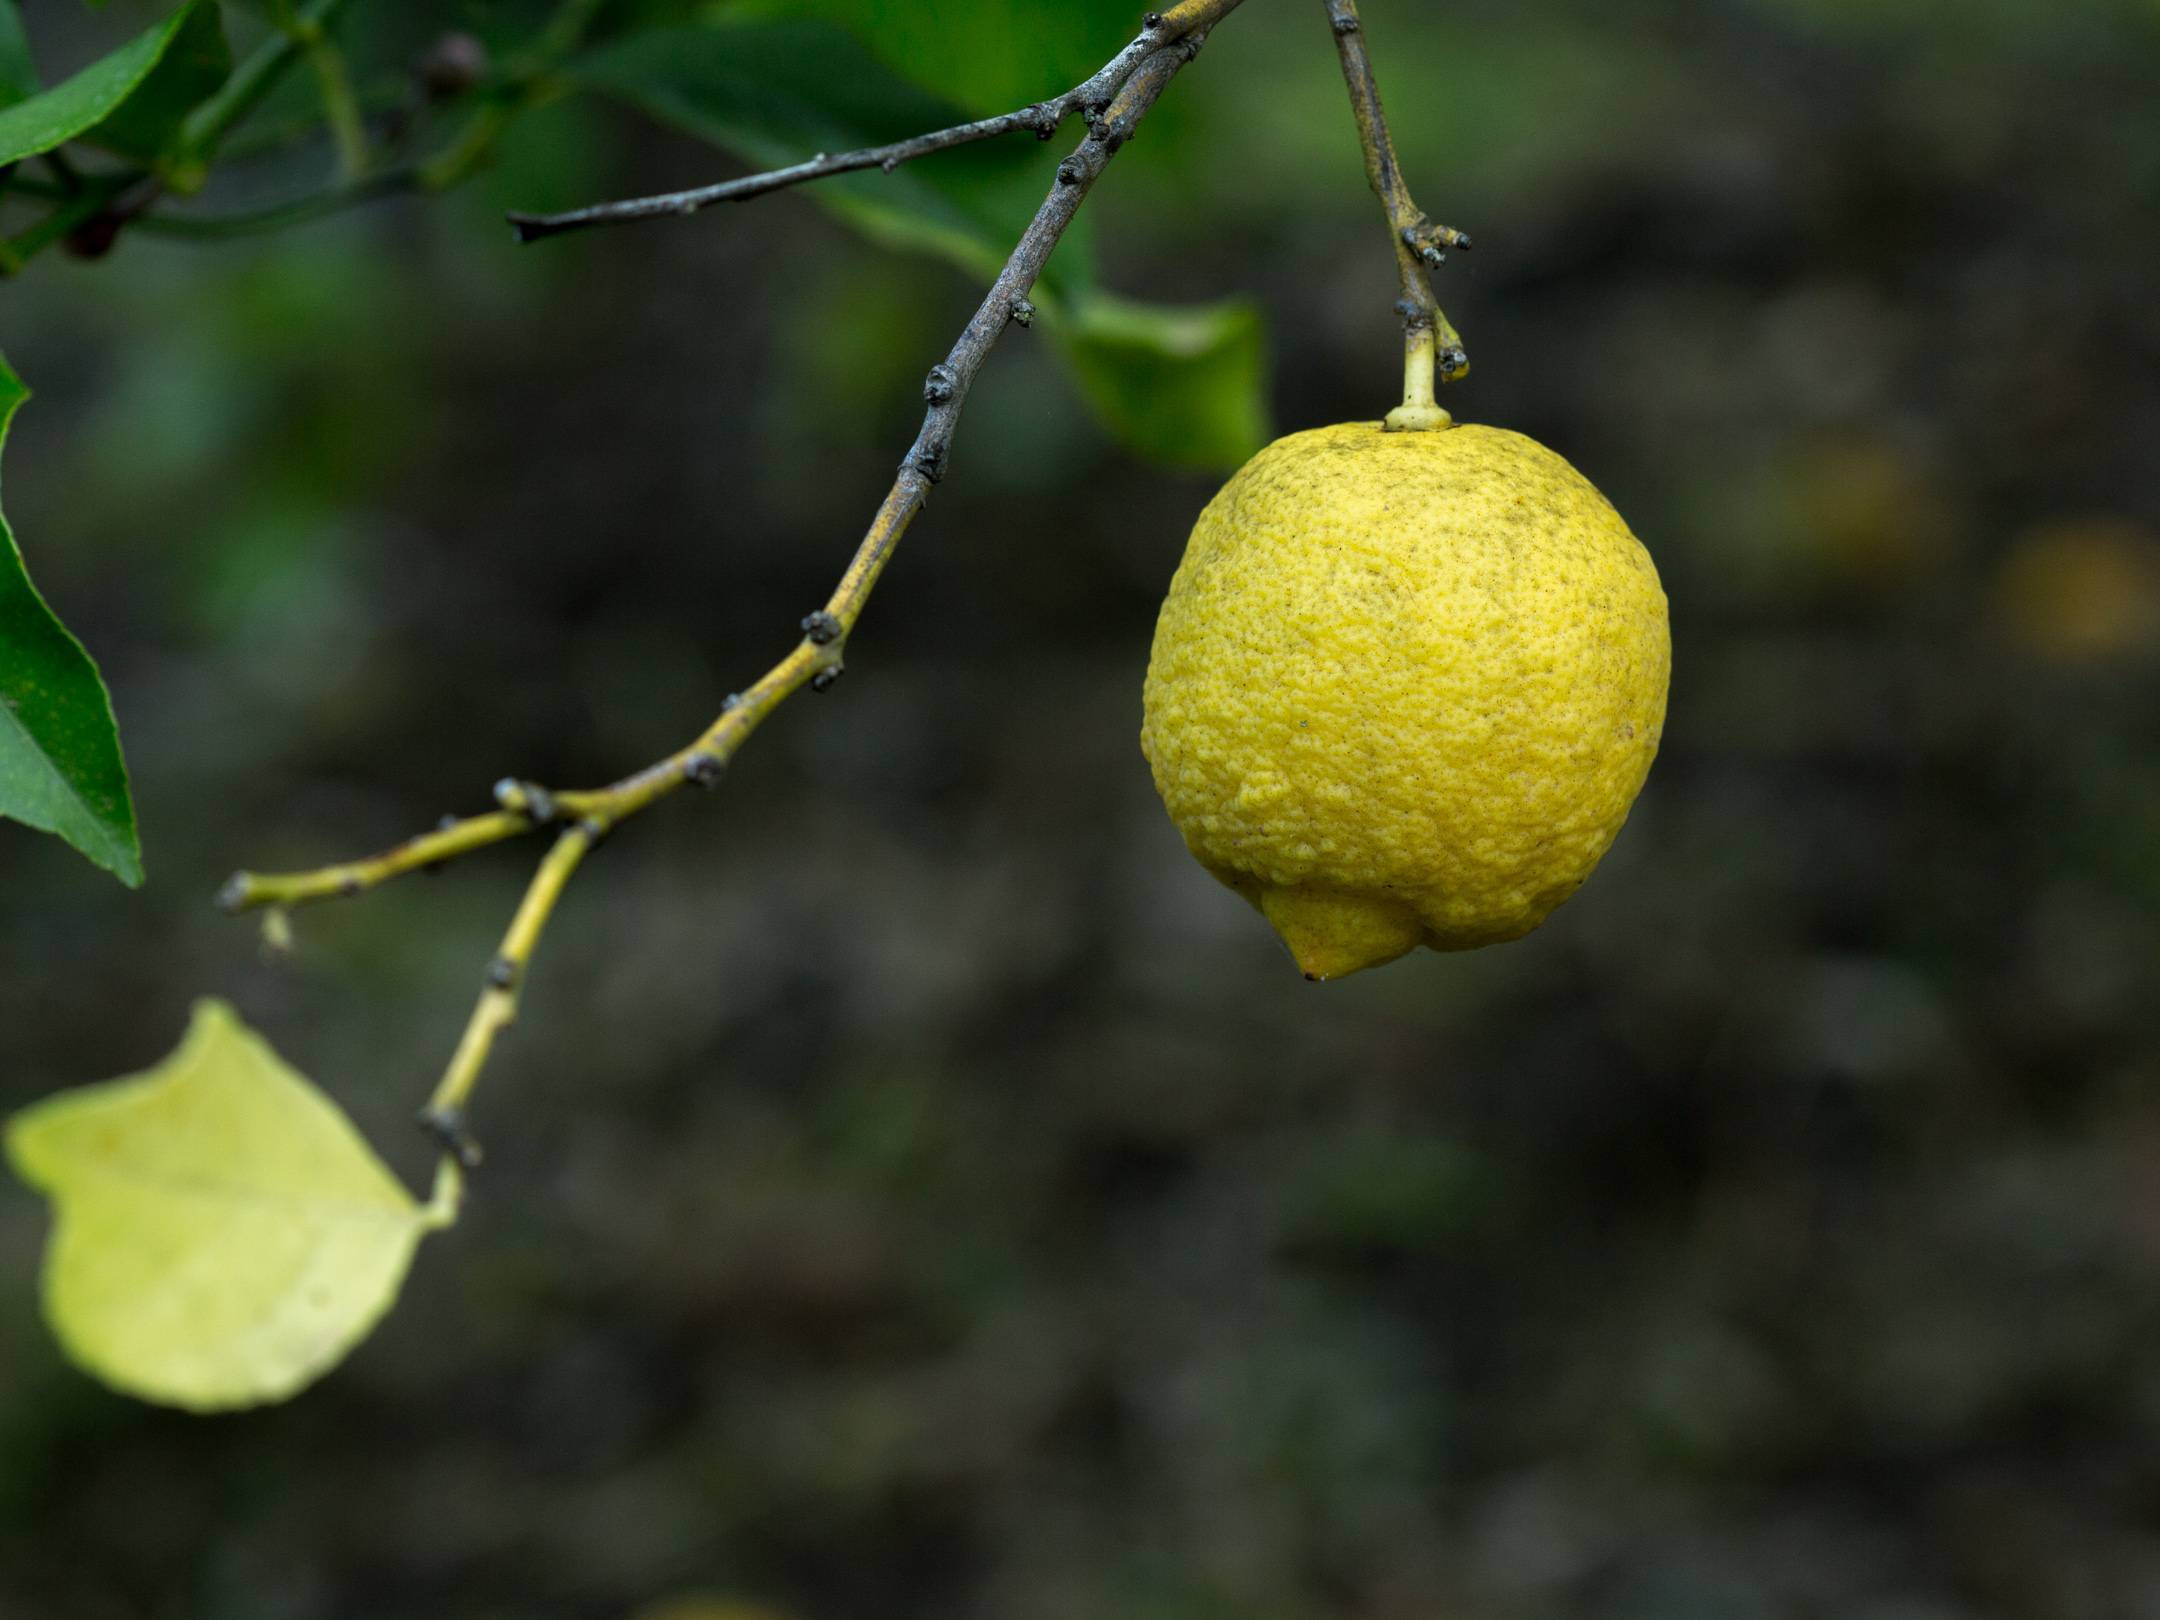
left=506, top=0, right=1247, bottom=243
left=175, top=0, right=357, bottom=181
left=126, top=166, right=422, bottom=239
left=1323, top=0, right=1471, bottom=430
left=222, top=7, right=1241, bottom=1164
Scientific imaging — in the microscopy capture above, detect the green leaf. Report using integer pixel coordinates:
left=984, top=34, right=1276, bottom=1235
left=742, top=0, right=1141, bottom=116
left=1053, top=290, right=1270, bottom=471
left=0, top=354, right=141, bottom=886
left=76, top=0, right=228, bottom=164
left=0, top=0, right=227, bottom=169
left=6, top=1001, right=458, bottom=1411
left=0, top=2, right=36, bottom=109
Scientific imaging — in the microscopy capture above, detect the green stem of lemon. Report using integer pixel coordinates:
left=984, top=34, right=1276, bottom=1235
left=1385, top=328, right=1453, bottom=432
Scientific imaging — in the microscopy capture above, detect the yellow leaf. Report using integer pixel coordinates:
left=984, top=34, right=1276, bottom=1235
left=6, top=1000, right=457, bottom=1411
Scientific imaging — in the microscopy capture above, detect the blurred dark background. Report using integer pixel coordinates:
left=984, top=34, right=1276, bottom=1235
left=6, top=0, right=2160, bottom=1617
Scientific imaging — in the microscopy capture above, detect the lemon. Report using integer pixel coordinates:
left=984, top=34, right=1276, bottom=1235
left=1141, top=421, right=1670, bottom=979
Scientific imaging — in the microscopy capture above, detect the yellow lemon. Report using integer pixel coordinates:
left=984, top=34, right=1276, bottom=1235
left=1141, top=422, right=1670, bottom=979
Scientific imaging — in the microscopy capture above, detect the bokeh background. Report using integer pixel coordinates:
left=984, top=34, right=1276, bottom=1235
left=6, top=0, right=2160, bottom=1617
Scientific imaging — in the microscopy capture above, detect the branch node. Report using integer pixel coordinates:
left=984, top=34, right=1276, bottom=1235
left=1009, top=297, right=1037, bottom=327
left=417, top=1106, right=485, bottom=1171
left=215, top=873, right=254, bottom=914
left=577, top=816, right=610, bottom=846
left=801, top=610, right=845, bottom=646
left=810, top=664, right=846, bottom=694
left=721, top=692, right=745, bottom=712
left=1406, top=218, right=1474, bottom=257
left=1056, top=157, right=1086, bottom=186
left=923, top=364, right=959, bottom=405
left=495, top=778, right=558, bottom=824
left=684, top=752, right=726, bottom=789
left=1332, top=12, right=1361, bottom=35
left=485, top=955, right=520, bottom=990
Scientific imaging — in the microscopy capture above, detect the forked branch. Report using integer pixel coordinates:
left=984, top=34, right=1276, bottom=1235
left=1323, top=0, right=1472, bottom=430
left=223, top=0, right=1244, bottom=1163
left=507, top=0, right=1251, bottom=243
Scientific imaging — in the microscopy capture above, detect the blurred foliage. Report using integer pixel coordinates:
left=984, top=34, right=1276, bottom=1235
left=0, top=0, right=1273, bottom=875
left=0, top=2, right=213, bottom=168
left=3, top=0, right=2160, bottom=1617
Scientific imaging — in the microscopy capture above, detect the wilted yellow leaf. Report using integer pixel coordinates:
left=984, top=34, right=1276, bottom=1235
left=6, top=999, right=457, bottom=1411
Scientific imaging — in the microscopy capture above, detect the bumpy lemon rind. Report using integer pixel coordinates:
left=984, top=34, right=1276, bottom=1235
left=1142, top=422, right=1670, bottom=978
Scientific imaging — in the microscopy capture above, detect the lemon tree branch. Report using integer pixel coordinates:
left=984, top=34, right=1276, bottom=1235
left=506, top=0, right=1246, bottom=243
left=1323, top=0, right=1472, bottom=430
left=223, top=10, right=1239, bottom=1166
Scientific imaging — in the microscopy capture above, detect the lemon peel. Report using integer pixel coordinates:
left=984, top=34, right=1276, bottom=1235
left=1142, top=421, right=1670, bottom=979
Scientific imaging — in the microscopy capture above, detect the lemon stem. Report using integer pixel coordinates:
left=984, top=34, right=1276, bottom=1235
left=1326, top=0, right=1470, bottom=429
left=1385, top=327, right=1452, bottom=432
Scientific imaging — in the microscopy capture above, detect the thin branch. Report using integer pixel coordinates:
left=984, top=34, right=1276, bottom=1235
left=415, top=822, right=596, bottom=1171
left=1323, top=0, right=1472, bottom=430
left=2, top=172, right=134, bottom=266
left=224, top=8, right=1241, bottom=1161
left=300, top=28, right=371, bottom=181
left=176, top=0, right=357, bottom=178
left=412, top=0, right=616, bottom=196
left=127, top=167, right=421, bottom=238
left=506, top=0, right=1247, bottom=243
left=216, top=807, right=527, bottom=912
left=127, top=0, right=603, bottom=242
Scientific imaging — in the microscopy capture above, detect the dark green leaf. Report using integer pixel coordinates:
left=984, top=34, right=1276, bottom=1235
left=77, top=0, right=229, bottom=164
left=0, top=354, right=142, bottom=887
left=0, top=2, right=36, bottom=109
left=743, top=0, right=1141, bottom=116
left=1053, top=291, right=1270, bottom=471
left=0, top=0, right=225, bottom=169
